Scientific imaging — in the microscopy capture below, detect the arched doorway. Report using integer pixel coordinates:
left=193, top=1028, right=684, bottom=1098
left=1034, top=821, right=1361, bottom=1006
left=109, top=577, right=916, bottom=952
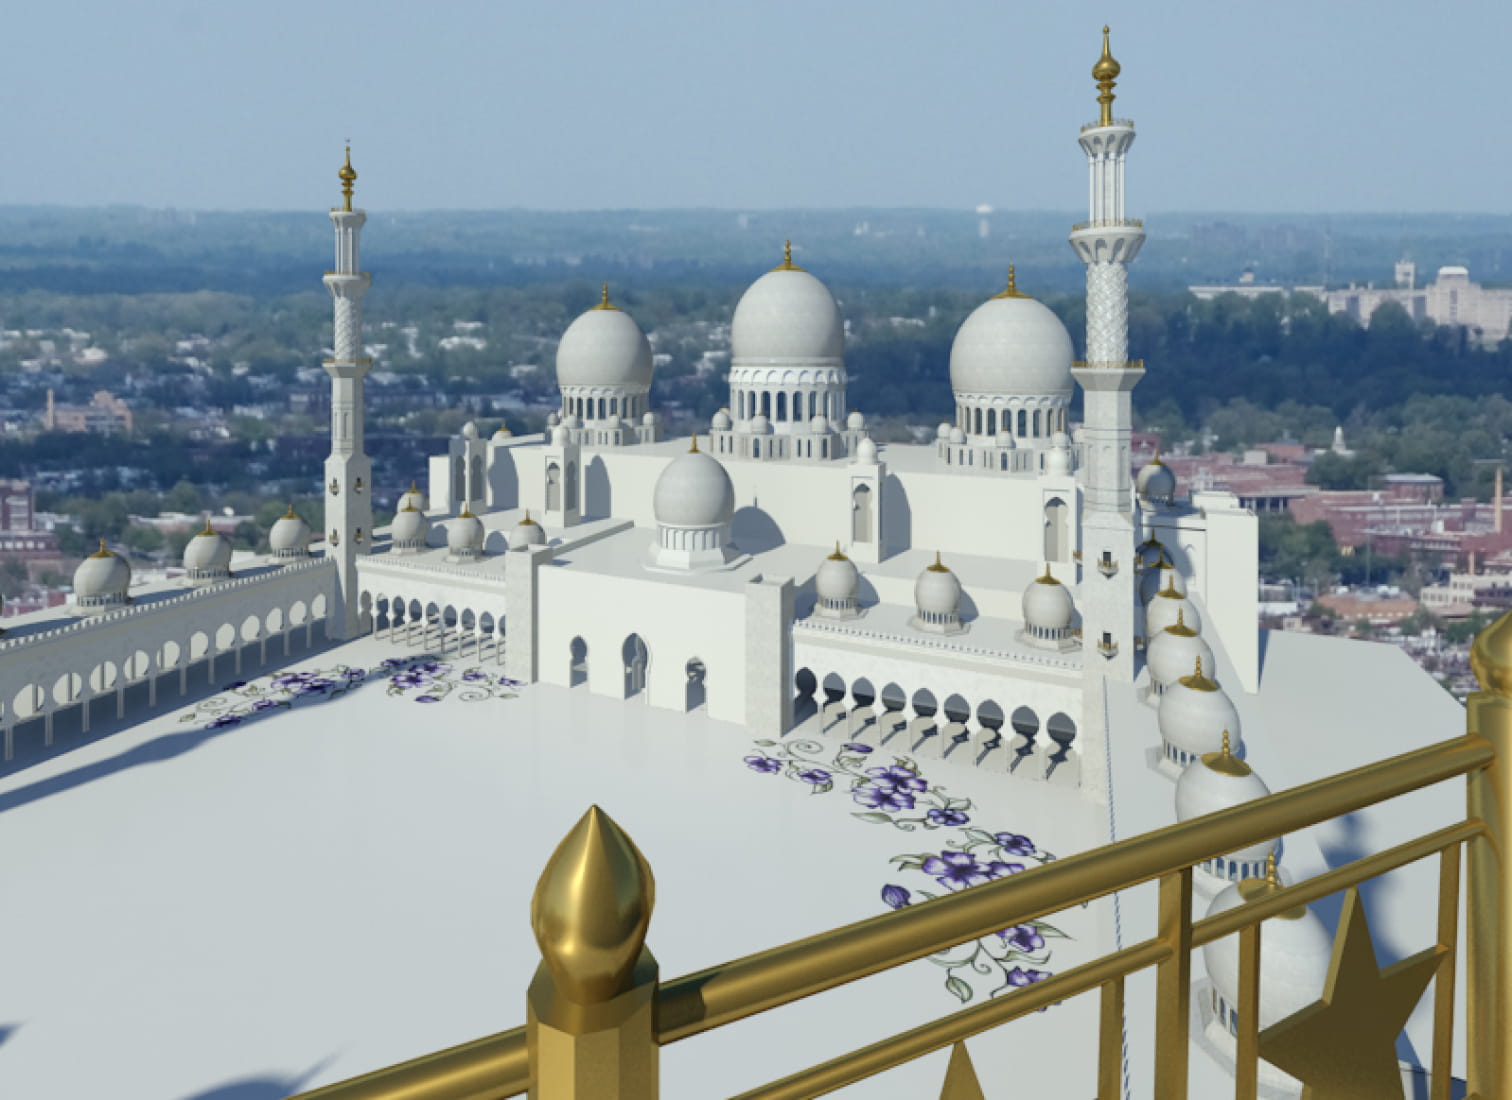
left=685, top=658, right=707, bottom=711
left=1044, top=497, right=1069, bottom=561
left=570, top=636, right=588, bottom=687
left=546, top=463, right=561, bottom=512
left=622, top=634, right=648, bottom=698
left=852, top=484, right=873, bottom=543
left=1009, top=705, right=1040, bottom=773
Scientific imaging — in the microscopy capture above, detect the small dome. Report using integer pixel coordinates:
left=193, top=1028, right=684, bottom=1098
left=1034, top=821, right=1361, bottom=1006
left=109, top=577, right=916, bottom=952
left=949, top=275, right=1074, bottom=400
left=1137, top=451, right=1177, bottom=505
left=1136, top=535, right=1164, bottom=567
left=269, top=505, right=312, bottom=557
left=936, top=422, right=952, bottom=440
left=1203, top=865, right=1333, bottom=1033
left=546, top=411, right=561, bottom=428
left=391, top=502, right=431, bottom=550
left=492, top=422, right=513, bottom=441
left=462, top=421, right=479, bottom=440
left=1140, top=549, right=1184, bottom=604
left=446, top=509, right=485, bottom=559
left=1175, top=734, right=1275, bottom=866
left=809, top=413, right=828, bottom=433
left=816, top=544, right=860, bottom=603
left=74, top=540, right=131, bottom=606
left=846, top=410, right=865, bottom=430
left=854, top=437, right=878, bottom=465
left=1146, top=579, right=1202, bottom=636
left=995, top=429, right=1015, bottom=448
left=750, top=413, right=771, bottom=434
left=184, top=520, right=233, bottom=577
left=1158, top=658, right=1243, bottom=759
left=915, top=554, right=962, bottom=617
left=1022, top=565, right=1074, bottom=631
left=555, top=289, right=654, bottom=390
left=1147, top=610, right=1216, bottom=689
left=731, top=250, right=844, bottom=366
left=397, top=481, right=427, bottom=513
left=1044, top=440, right=1072, bottom=476
left=653, top=443, right=736, bottom=528
left=550, top=425, right=569, bottom=446
left=515, top=509, right=546, bottom=547
left=949, top=426, right=966, bottom=444
left=712, top=409, right=732, bottom=431
left=607, top=413, right=621, bottom=428
left=642, top=410, right=657, bottom=427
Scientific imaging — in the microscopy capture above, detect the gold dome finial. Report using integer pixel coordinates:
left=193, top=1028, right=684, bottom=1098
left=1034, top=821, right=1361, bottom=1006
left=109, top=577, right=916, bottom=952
left=1470, top=608, right=1512, bottom=695
left=519, top=508, right=539, bottom=526
left=773, top=239, right=804, bottom=272
left=531, top=805, right=656, bottom=1003
left=993, top=264, right=1031, bottom=300
left=1237, top=850, right=1304, bottom=918
left=338, top=145, right=357, bottom=212
left=283, top=502, right=297, bottom=519
left=1150, top=446, right=1164, bottom=466
left=828, top=540, right=848, bottom=561
left=201, top=516, right=214, bottom=536
left=927, top=550, right=950, bottom=573
left=1202, top=728, right=1252, bottom=777
left=1264, top=851, right=1280, bottom=886
left=1092, top=26, right=1121, bottom=127
left=409, top=479, right=418, bottom=492
left=592, top=282, right=617, bottom=311
left=689, top=431, right=699, bottom=453
left=90, top=537, right=111, bottom=558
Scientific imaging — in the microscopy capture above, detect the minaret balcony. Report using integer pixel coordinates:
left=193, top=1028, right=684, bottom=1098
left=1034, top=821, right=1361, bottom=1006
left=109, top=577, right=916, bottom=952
left=1069, top=223, right=1145, bottom=264
left=1080, top=118, right=1134, bottom=133
left=1071, top=218, right=1143, bottom=232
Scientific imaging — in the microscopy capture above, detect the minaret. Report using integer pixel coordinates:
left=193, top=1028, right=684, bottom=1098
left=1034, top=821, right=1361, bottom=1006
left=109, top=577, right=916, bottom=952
left=322, top=146, right=373, bottom=639
left=1070, top=27, right=1145, bottom=681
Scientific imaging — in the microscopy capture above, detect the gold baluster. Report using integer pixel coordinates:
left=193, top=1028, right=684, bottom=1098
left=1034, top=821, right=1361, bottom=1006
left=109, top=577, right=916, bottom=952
left=1234, top=922, right=1261, bottom=1100
left=937, top=1041, right=984, bottom=1100
left=528, top=805, right=658, bottom=1099
left=1467, top=609, right=1512, bottom=1099
left=1097, top=977, right=1124, bottom=1098
left=1152, top=868, right=1192, bottom=1097
left=1431, top=844, right=1461, bottom=1100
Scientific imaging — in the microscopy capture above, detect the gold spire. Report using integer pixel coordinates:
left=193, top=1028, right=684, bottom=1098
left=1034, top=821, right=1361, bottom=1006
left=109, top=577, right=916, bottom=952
left=993, top=264, right=1031, bottom=300
left=689, top=431, right=699, bottom=453
left=338, top=145, right=357, bottom=212
left=772, top=239, right=805, bottom=272
left=1149, top=446, right=1164, bottom=467
left=827, top=540, right=848, bottom=561
left=89, top=538, right=112, bottom=558
left=1157, top=575, right=1183, bottom=598
left=519, top=508, right=539, bottom=526
left=1092, top=26, right=1121, bottom=127
left=1179, top=654, right=1218, bottom=691
left=200, top=517, right=214, bottom=536
left=591, top=282, right=618, bottom=311
left=459, top=506, right=475, bottom=519
left=1166, top=607, right=1197, bottom=637
left=1036, top=562, right=1061, bottom=585
left=1202, top=729, right=1253, bottom=778
left=927, top=550, right=950, bottom=573
left=1237, top=851, right=1306, bottom=919
left=283, top=503, right=298, bottom=520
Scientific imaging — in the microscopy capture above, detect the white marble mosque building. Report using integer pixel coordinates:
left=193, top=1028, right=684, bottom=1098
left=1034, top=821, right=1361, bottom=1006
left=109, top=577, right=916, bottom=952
left=0, top=33, right=1466, bottom=1100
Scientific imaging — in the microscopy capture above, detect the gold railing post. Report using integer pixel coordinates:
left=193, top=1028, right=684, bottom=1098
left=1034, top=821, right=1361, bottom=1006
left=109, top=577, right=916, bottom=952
left=527, top=806, right=658, bottom=1100
left=1152, top=869, right=1192, bottom=1098
left=1467, top=611, right=1512, bottom=1100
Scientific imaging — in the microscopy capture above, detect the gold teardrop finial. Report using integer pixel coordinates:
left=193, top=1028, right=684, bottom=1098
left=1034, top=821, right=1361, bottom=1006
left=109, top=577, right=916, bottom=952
left=592, top=282, right=617, bottom=311
left=283, top=503, right=297, bottom=519
left=1265, top=851, right=1280, bottom=886
left=1470, top=608, right=1512, bottom=695
left=1092, top=26, right=1121, bottom=127
left=1176, top=607, right=1185, bottom=628
left=1203, top=729, right=1253, bottom=778
left=772, top=239, right=805, bottom=272
left=828, top=540, right=847, bottom=561
left=90, top=537, right=112, bottom=558
left=410, top=479, right=418, bottom=492
left=531, top=805, right=656, bottom=1003
left=927, top=550, right=950, bottom=573
left=689, top=431, right=699, bottom=453
left=1150, top=446, right=1164, bottom=466
left=519, top=508, right=539, bottom=526
left=338, top=145, right=357, bottom=212
left=993, top=264, right=1031, bottom=299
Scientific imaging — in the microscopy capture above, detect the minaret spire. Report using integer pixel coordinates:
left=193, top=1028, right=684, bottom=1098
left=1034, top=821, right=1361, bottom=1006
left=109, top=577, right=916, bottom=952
left=1070, top=26, right=1146, bottom=683
left=322, top=144, right=374, bottom=639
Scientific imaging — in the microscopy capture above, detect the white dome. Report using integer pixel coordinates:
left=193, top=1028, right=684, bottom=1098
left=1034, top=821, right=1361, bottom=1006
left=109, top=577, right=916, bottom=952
left=854, top=437, right=878, bottom=464
left=846, top=410, right=865, bottom=429
left=995, top=429, right=1015, bottom=448
left=948, top=426, right=966, bottom=444
left=1158, top=662, right=1242, bottom=759
left=1175, top=744, right=1276, bottom=865
left=653, top=447, right=736, bottom=528
left=607, top=413, right=621, bottom=428
left=809, top=413, right=828, bottom=433
left=750, top=414, right=771, bottom=434
left=1147, top=614, right=1216, bottom=688
left=712, top=409, right=732, bottom=431
left=550, top=425, right=569, bottom=446
left=1204, top=877, right=1333, bottom=1033
left=446, top=510, right=485, bottom=557
left=555, top=295, right=654, bottom=391
left=1137, top=456, right=1177, bottom=504
left=183, top=522, right=233, bottom=575
left=515, top=510, right=546, bottom=547
left=915, top=556, right=962, bottom=617
left=546, top=411, right=560, bottom=428
left=462, top=421, right=479, bottom=440
left=642, top=410, right=657, bottom=427
left=391, top=504, right=430, bottom=549
left=1146, top=583, right=1202, bottom=636
left=1140, top=552, right=1184, bottom=604
left=1022, top=569, right=1074, bottom=631
left=816, top=547, right=860, bottom=603
left=949, top=288, right=1074, bottom=399
left=74, top=542, right=131, bottom=603
left=936, top=422, right=952, bottom=440
left=731, top=259, right=843, bottom=366
left=492, top=423, right=513, bottom=441
left=1044, top=442, right=1072, bottom=476
left=269, top=507, right=312, bottom=556
left=397, top=482, right=427, bottom=513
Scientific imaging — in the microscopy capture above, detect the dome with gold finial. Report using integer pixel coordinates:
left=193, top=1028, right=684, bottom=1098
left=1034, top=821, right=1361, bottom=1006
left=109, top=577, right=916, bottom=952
left=731, top=241, right=844, bottom=367
left=1175, top=731, right=1276, bottom=881
left=397, top=480, right=427, bottom=513
left=1140, top=547, right=1184, bottom=604
left=1022, top=563, right=1075, bottom=640
left=555, top=283, right=654, bottom=393
left=815, top=542, right=862, bottom=618
left=1136, top=448, right=1177, bottom=505
left=269, top=504, right=312, bottom=560
left=183, top=518, right=233, bottom=585
left=1146, top=575, right=1201, bottom=636
left=515, top=509, right=546, bottom=548
left=73, top=539, right=131, bottom=613
left=912, top=553, right=965, bottom=634
left=949, top=267, right=1074, bottom=412
left=648, top=438, right=739, bottom=572
left=1158, top=656, right=1243, bottom=767
left=445, top=507, right=485, bottom=563
left=390, top=499, right=431, bottom=554
left=1146, top=609, right=1215, bottom=694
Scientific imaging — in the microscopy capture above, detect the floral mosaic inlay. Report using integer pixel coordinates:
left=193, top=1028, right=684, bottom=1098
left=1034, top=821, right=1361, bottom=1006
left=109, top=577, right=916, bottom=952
left=742, top=736, right=1067, bottom=1004
left=182, top=655, right=523, bottom=730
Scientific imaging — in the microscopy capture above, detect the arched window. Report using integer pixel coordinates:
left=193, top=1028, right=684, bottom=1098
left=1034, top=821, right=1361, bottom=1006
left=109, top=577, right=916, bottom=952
left=1044, top=497, right=1069, bottom=561
left=852, top=483, right=873, bottom=543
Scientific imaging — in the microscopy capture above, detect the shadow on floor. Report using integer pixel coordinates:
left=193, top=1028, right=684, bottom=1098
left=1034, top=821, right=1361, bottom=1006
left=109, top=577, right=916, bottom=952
left=175, top=1055, right=334, bottom=1100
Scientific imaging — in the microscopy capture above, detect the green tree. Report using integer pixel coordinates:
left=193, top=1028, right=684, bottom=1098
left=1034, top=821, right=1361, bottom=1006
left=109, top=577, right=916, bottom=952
left=164, top=480, right=202, bottom=514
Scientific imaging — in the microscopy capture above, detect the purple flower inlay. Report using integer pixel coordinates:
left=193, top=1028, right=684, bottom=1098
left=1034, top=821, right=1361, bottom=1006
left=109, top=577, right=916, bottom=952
left=207, top=714, right=242, bottom=728
left=921, top=851, right=989, bottom=890
left=462, top=671, right=487, bottom=682
left=881, top=884, right=912, bottom=910
left=1006, top=966, right=1050, bottom=987
left=796, top=768, right=832, bottom=785
left=853, top=786, right=916, bottom=813
left=866, top=766, right=927, bottom=793
left=842, top=742, right=874, bottom=753
left=926, top=808, right=970, bottom=827
left=415, top=695, right=440, bottom=703
left=345, top=668, right=366, bottom=679
left=744, top=756, right=782, bottom=774
left=997, top=925, right=1045, bottom=954
left=981, top=860, right=1026, bottom=880
left=994, top=833, right=1036, bottom=856
left=252, top=699, right=280, bottom=711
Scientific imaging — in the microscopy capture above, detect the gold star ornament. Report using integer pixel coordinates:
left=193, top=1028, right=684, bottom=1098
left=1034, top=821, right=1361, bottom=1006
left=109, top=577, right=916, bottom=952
left=1258, top=887, right=1445, bottom=1099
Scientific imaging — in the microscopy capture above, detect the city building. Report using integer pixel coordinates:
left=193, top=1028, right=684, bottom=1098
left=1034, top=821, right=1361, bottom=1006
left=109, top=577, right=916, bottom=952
left=42, top=388, right=134, bottom=433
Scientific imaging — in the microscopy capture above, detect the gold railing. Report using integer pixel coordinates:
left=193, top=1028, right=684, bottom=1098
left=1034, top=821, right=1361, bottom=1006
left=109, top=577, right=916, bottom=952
left=292, top=613, right=1512, bottom=1100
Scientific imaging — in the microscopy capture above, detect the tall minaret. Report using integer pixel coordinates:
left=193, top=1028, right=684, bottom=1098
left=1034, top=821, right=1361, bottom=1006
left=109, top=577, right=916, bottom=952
left=1070, top=27, right=1144, bottom=682
left=323, top=147, right=373, bottom=639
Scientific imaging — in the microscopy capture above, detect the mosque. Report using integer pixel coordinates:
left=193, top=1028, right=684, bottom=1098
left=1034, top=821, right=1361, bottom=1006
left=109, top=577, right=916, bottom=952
left=0, top=30, right=1469, bottom=1100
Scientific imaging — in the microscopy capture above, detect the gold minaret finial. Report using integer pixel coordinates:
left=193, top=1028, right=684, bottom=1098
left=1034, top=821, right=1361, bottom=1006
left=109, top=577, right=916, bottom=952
left=773, top=239, right=805, bottom=272
left=338, top=145, right=357, bottom=212
left=90, top=537, right=111, bottom=558
left=993, top=264, right=1031, bottom=299
left=1265, top=850, right=1280, bottom=886
left=531, top=805, right=656, bottom=1004
left=689, top=431, right=699, bottom=453
left=1093, top=25, right=1121, bottom=127
left=283, top=502, right=297, bottom=519
left=927, top=550, right=950, bottom=573
left=201, top=517, right=214, bottom=536
left=1202, top=727, right=1252, bottom=777
left=410, top=479, right=418, bottom=492
left=592, top=282, right=617, bottom=311
left=1193, top=655, right=1203, bottom=678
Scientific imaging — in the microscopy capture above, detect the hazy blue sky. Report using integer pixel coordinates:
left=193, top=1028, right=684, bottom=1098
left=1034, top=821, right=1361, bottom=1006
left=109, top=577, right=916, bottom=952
left=5, top=1, right=1505, bottom=212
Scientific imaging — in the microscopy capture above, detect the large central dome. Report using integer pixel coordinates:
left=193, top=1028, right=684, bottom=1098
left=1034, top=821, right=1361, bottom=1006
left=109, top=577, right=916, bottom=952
left=949, top=284, right=1074, bottom=399
left=555, top=291, right=654, bottom=389
left=731, top=249, right=843, bottom=366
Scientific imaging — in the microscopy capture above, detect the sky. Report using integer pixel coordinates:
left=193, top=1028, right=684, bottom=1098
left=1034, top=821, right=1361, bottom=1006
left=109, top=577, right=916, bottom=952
left=3, top=0, right=1506, bottom=213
